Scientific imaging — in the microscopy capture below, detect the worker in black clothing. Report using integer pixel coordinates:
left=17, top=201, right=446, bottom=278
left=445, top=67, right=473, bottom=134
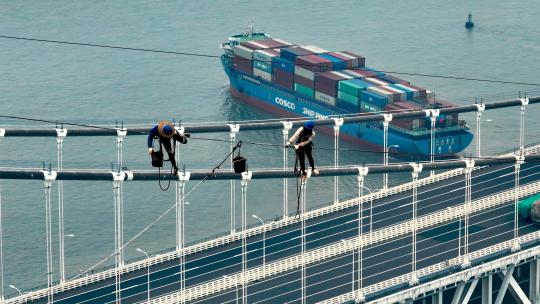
left=147, top=120, right=189, bottom=175
left=288, top=120, right=319, bottom=179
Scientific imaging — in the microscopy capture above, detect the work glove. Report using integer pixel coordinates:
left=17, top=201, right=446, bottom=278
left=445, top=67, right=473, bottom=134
left=148, top=148, right=153, bottom=155
left=294, top=145, right=300, bottom=150
left=183, top=133, right=191, bottom=138
left=285, top=142, right=291, bottom=148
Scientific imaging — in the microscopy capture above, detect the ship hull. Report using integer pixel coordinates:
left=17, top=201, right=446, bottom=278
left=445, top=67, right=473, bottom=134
left=224, top=65, right=473, bottom=157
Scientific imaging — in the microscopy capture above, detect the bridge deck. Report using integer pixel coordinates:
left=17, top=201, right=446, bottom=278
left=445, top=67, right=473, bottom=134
left=11, top=147, right=540, bottom=304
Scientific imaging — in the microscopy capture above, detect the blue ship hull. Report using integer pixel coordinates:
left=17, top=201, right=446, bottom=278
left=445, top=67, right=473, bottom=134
left=222, top=61, right=473, bottom=157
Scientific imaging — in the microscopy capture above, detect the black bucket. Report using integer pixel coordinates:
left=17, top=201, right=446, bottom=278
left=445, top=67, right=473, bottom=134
left=233, top=155, right=247, bottom=173
left=151, top=150, right=164, bottom=168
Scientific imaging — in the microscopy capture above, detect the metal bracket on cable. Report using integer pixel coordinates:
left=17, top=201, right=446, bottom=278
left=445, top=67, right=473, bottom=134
left=177, top=171, right=191, bottom=184
left=43, top=170, right=58, bottom=187
left=116, top=128, right=127, bottom=143
left=55, top=128, right=67, bottom=143
left=228, top=124, right=240, bottom=138
left=356, top=167, right=369, bottom=179
left=241, top=171, right=252, bottom=186
left=520, top=97, right=530, bottom=106
left=175, top=126, right=186, bottom=136
left=464, top=159, right=475, bottom=174
left=423, top=109, right=440, bottom=119
left=381, top=113, right=392, bottom=127
left=409, top=163, right=423, bottom=178
left=332, top=117, right=344, bottom=131
left=112, top=171, right=125, bottom=185
left=515, top=153, right=525, bottom=165
left=475, top=103, right=485, bottom=113
left=281, top=121, right=293, bottom=134
left=0, top=128, right=5, bottom=137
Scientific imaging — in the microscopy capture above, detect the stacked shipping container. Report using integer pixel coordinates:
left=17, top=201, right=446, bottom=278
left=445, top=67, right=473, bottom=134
left=229, top=39, right=441, bottom=130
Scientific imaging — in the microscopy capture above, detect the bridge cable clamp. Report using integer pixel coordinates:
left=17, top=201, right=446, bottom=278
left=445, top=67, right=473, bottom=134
left=356, top=166, right=369, bottom=183
left=177, top=172, right=191, bottom=185
left=464, top=159, right=475, bottom=174
left=124, top=170, right=134, bottom=181
left=174, top=126, right=186, bottom=136
left=381, top=114, right=393, bottom=127
left=475, top=103, right=485, bottom=112
left=409, top=163, right=423, bottom=179
left=228, top=124, right=240, bottom=139
left=241, top=171, right=252, bottom=187
left=43, top=170, right=58, bottom=187
left=332, top=117, right=344, bottom=132
left=116, top=128, right=127, bottom=144
left=281, top=121, right=293, bottom=135
left=0, top=128, right=5, bottom=137
left=55, top=128, right=67, bottom=144
left=520, top=97, right=530, bottom=106
left=111, top=171, right=125, bottom=188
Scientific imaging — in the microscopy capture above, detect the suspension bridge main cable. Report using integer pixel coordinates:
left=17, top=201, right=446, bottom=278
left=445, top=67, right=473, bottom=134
left=2, top=34, right=540, bottom=87
left=0, top=112, right=536, bottom=161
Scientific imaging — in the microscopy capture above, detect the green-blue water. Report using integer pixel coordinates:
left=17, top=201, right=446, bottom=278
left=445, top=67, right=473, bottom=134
left=1, top=0, right=539, bottom=293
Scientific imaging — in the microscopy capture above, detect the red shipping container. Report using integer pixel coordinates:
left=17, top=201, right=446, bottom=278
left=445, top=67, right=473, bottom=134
left=233, top=56, right=252, bottom=74
left=348, top=69, right=377, bottom=78
left=315, top=71, right=350, bottom=96
left=341, top=51, right=366, bottom=67
left=273, top=67, right=294, bottom=90
left=406, top=84, right=427, bottom=99
left=295, top=74, right=314, bottom=88
left=327, top=52, right=354, bottom=68
left=296, top=55, right=332, bottom=72
left=385, top=102, right=424, bottom=129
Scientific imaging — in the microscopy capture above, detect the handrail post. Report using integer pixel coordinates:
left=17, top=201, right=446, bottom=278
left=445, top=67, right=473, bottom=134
left=228, top=124, right=240, bottom=235
left=381, top=114, right=392, bottom=190
left=281, top=121, right=293, bottom=218
left=43, top=170, right=57, bottom=304
left=463, top=159, right=475, bottom=268
left=240, top=171, right=252, bottom=304
left=55, top=128, right=67, bottom=283
left=409, top=163, right=422, bottom=286
left=333, top=118, right=344, bottom=203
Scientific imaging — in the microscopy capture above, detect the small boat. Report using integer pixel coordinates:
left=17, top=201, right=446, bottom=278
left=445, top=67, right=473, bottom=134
left=465, top=13, right=474, bottom=29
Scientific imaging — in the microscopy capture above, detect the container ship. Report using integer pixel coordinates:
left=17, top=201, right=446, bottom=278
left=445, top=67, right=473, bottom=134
left=220, top=30, right=473, bottom=156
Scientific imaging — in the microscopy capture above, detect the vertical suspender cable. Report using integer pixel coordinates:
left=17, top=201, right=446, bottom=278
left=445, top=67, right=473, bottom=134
left=410, top=163, right=422, bottom=285
left=281, top=122, right=292, bottom=219
left=229, top=124, right=239, bottom=234
left=356, top=167, right=368, bottom=303
left=0, top=183, right=4, bottom=302
left=177, top=172, right=190, bottom=304
left=56, top=128, right=66, bottom=283
left=0, top=131, right=3, bottom=301
left=240, top=172, right=251, bottom=304
left=475, top=103, right=485, bottom=158
left=300, top=171, right=309, bottom=304
left=333, top=118, right=343, bottom=203
left=43, top=171, right=56, bottom=304
left=514, top=155, right=524, bottom=252
left=116, top=129, right=126, bottom=267
left=382, top=114, right=392, bottom=190
left=463, top=159, right=474, bottom=267
left=425, top=110, right=439, bottom=177
left=112, top=172, right=124, bottom=303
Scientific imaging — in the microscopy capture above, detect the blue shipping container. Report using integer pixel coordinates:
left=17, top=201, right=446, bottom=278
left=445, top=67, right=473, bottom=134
left=349, top=78, right=375, bottom=89
left=318, top=53, right=347, bottom=70
left=390, top=84, right=414, bottom=100
left=337, top=99, right=360, bottom=113
left=360, top=90, right=389, bottom=107
left=272, top=56, right=295, bottom=73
